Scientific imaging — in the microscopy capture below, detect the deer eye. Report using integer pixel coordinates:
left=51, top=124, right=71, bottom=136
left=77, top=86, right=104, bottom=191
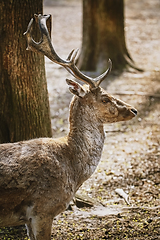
left=101, top=98, right=110, bottom=104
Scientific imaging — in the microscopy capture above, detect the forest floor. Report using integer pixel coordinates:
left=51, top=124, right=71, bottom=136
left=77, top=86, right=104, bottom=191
left=0, top=0, right=160, bottom=239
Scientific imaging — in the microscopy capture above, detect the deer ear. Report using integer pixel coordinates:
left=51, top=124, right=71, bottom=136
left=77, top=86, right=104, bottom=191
left=66, top=79, right=86, bottom=97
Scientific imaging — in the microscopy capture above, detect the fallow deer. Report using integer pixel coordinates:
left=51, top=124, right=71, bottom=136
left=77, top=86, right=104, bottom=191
left=0, top=14, right=137, bottom=240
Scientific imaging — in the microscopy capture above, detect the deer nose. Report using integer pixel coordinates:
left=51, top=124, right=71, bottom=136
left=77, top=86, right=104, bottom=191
left=131, top=108, right=137, bottom=115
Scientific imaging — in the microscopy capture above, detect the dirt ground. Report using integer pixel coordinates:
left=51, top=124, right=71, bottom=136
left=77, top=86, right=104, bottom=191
left=0, top=0, right=160, bottom=239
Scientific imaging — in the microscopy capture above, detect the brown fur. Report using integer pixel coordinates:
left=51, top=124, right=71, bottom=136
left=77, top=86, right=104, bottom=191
left=0, top=83, right=137, bottom=240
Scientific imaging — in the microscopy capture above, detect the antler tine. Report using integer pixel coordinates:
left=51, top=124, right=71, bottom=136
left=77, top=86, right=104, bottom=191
left=67, top=48, right=79, bottom=61
left=24, top=14, right=111, bottom=89
left=94, top=59, right=112, bottom=88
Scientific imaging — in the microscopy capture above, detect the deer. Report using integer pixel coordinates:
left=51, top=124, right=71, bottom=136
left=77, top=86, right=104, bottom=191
left=0, top=14, right=137, bottom=240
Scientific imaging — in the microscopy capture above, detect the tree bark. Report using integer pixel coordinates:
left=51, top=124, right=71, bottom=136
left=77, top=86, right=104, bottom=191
left=0, top=0, right=52, bottom=143
left=78, top=0, right=139, bottom=74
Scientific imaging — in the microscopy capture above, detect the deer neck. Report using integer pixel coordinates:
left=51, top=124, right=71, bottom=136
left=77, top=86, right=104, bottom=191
left=67, top=97, right=105, bottom=188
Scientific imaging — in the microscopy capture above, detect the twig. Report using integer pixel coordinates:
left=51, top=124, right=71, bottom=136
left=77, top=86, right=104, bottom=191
left=115, top=188, right=130, bottom=205
left=120, top=205, right=160, bottom=211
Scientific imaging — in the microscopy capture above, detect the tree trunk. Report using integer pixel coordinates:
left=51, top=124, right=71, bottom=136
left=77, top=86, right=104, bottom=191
left=78, top=0, right=139, bottom=74
left=0, top=0, right=52, bottom=143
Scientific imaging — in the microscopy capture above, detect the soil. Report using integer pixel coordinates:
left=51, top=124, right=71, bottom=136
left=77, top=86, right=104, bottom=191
left=0, top=0, right=160, bottom=239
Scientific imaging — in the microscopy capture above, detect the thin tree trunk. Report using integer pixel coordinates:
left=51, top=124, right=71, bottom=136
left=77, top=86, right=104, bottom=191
left=78, top=0, right=141, bottom=74
left=0, top=0, right=52, bottom=143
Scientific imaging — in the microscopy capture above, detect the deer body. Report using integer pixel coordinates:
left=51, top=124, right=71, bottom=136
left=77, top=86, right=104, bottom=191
left=0, top=89, right=105, bottom=226
left=0, top=85, right=136, bottom=240
left=0, top=14, right=137, bottom=240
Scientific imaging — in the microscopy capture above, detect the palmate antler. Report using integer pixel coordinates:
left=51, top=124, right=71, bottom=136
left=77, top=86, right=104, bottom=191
left=24, top=14, right=112, bottom=89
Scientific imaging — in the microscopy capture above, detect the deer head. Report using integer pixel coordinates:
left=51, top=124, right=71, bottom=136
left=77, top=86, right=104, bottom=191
left=24, top=14, right=137, bottom=125
left=66, top=79, right=137, bottom=125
